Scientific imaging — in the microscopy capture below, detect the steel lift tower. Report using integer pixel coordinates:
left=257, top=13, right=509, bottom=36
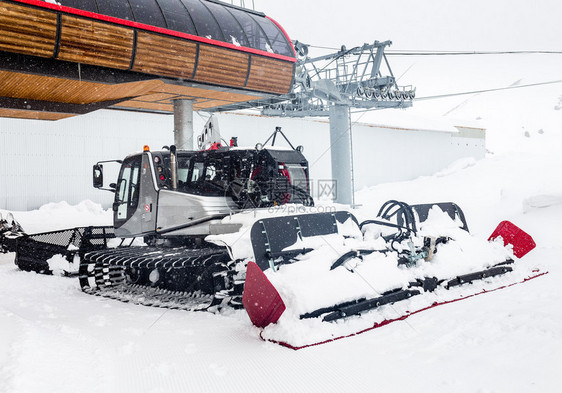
left=260, top=40, right=415, bottom=205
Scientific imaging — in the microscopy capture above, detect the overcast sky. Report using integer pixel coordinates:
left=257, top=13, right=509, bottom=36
left=254, top=0, right=562, bottom=52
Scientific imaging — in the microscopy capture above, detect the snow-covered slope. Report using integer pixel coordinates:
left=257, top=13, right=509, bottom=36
left=2, top=50, right=562, bottom=393
left=1, top=142, right=561, bottom=392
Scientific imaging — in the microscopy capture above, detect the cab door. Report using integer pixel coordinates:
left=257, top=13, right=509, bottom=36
left=114, top=155, right=142, bottom=231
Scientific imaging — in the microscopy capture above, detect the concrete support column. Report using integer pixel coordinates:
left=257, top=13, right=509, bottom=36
left=173, top=99, right=194, bottom=150
left=329, top=104, right=354, bottom=205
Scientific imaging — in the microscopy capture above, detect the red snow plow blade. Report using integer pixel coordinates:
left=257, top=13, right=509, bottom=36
left=242, top=262, right=285, bottom=328
left=489, top=221, right=536, bottom=258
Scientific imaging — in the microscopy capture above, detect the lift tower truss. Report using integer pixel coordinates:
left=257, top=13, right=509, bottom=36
left=260, top=41, right=415, bottom=205
left=262, top=40, right=414, bottom=117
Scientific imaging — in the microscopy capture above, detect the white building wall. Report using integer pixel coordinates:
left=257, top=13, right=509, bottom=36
left=0, top=110, right=485, bottom=211
left=211, top=113, right=485, bottom=198
left=351, top=124, right=485, bottom=190
left=0, top=110, right=173, bottom=211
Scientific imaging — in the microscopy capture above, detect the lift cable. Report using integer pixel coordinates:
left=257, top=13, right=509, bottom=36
left=348, top=79, right=562, bottom=115
left=386, top=50, right=562, bottom=56
left=308, top=45, right=562, bottom=56
left=415, top=79, right=562, bottom=100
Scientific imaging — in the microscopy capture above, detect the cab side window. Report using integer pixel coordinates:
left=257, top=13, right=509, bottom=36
left=115, top=156, right=142, bottom=221
left=190, top=161, right=205, bottom=183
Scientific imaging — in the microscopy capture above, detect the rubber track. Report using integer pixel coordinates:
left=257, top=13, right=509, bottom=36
left=79, top=246, right=238, bottom=311
left=82, top=284, right=217, bottom=311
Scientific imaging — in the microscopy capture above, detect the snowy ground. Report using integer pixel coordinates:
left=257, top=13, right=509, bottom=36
left=2, top=61, right=562, bottom=392
left=0, top=190, right=560, bottom=393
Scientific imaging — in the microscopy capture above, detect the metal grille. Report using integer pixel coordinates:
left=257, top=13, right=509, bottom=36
left=15, top=226, right=115, bottom=274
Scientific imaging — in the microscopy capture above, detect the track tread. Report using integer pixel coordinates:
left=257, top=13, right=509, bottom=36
left=79, top=246, right=238, bottom=311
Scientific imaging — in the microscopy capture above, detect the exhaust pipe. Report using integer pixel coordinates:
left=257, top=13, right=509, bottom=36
left=170, top=145, right=178, bottom=190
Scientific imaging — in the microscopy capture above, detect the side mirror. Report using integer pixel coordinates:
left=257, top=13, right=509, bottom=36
left=93, top=164, right=103, bottom=188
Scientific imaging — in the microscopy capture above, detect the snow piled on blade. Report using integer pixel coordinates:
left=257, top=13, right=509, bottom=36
left=261, top=267, right=543, bottom=349
left=253, top=207, right=535, bottom=348
left=204, top=197, right=540, bottom=349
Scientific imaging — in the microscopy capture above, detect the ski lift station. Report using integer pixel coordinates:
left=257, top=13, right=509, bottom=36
left=0, top=0, right=485, bottom=211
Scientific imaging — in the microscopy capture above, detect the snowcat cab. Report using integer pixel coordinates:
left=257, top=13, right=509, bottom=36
left=93, top=131, right=313, bottom=242
left=80, top=126, right=314, bottom=310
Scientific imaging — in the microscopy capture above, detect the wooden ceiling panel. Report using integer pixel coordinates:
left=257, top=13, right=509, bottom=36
left=114, top=100, right=173, bottom=112
left=152, top=83, right=261, bottom=103
left=0, top=108, right=73, bottom=120
left=194, top=100, right=236, bottom=110
left=0, top=69, right=268, bottom=119
left=0, top=72, right=165, bottom=104
left=127, top=92, right=181, bottom=103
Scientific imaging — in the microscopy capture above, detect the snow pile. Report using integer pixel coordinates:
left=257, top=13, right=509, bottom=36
left=523, top=194, right=562, bottom=212
left=251, top=207, right=540, bottom=348
left=261, top=267, right=544, bottom=349
left=0, top=200, right=112, bottom=235
left=433, top=157, right=477, bottom=178
left=46, top=252, right=80, bottom=276
left=205, top=198, right=543, bottom=348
